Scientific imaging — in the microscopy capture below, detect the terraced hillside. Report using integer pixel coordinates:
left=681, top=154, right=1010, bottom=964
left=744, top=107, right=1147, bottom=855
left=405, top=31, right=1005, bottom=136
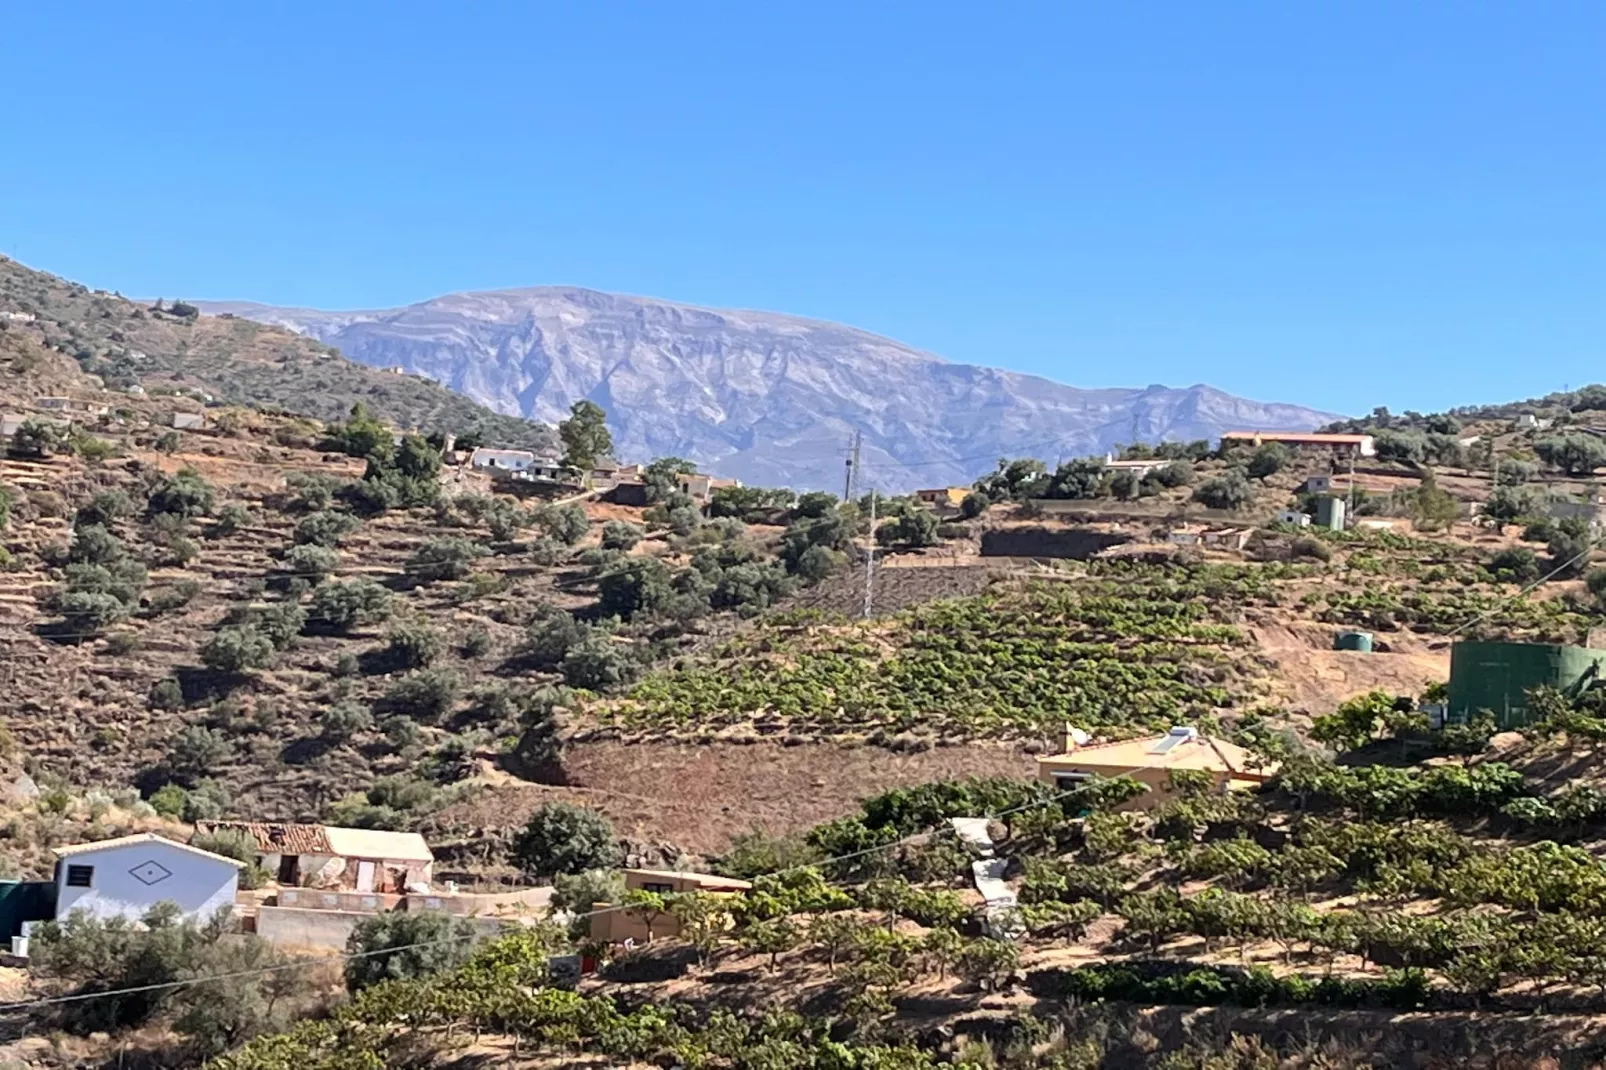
left=0, top=256, right=556, bottom=449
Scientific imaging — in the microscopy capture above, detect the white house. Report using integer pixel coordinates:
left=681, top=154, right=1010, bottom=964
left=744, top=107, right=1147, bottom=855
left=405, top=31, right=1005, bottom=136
left=1277, top=509, right=1313, bottom=528
left=52, top=833, right=243, bottom=923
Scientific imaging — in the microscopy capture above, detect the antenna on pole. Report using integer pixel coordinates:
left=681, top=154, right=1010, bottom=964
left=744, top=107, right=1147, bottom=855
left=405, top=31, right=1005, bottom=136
left=844, top=429, right=861, bottom=503
left=863, top=484, right=877, bottom=620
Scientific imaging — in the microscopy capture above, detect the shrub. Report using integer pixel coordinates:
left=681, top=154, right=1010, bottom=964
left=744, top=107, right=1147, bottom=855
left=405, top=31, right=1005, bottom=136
left=537, top=503, right=590, bottom=545
left=1288, top=537, right=1331, bottom=562
left=148, top=677, right=185, bottom=710
left=551, top=869, right=625, bottom=935
left=1193, top=471, right=1255, bottom=510
left=343, top=910, right=480, bottom=992
left=600, top=519, right=644, bottom=551
left=57, top=591, right=129, bottom=635
left=513, top=802, right=619, bottom=878
left=283, top=543, right=339, bottom=583
left=147, top=467, right=215, bottom=518
left=294, top=510, right=360, bottom=547
left=1246, top=443, right=1291, bottom=479
left=75, top=490, right=135, bottom=528
left=200, top=626, right=277, bottom=674
left=1153, top=460, right=1194, bottom=488
left=284, top=471, right=340, bottom=511
left=386, top=622, right=444, bottom=668
left=561, top=631, right=640, bottom=691
left=1535, top=435, right=1606, bottom=476
left=407, top=536, right=485, bottom=583
left=321, top=700, right=374, bottom=742
left=596, top=556, right=672, bottom=619
left=153, top=430, right=181, bottom=453
left=383, top=669, right=462, bottom=724
left=253, top=602, right=306, bottom=649
left=875, top=504, right=940, bottom=549
left=306, top=578, right=393, bottom=634
left=11, top=418, right=62, bottom=458
left=161, top=726, right=231, bottom=785
left=523, top=609, right=587, bottom=668
left=1488, top=547, right=1542, bottom=583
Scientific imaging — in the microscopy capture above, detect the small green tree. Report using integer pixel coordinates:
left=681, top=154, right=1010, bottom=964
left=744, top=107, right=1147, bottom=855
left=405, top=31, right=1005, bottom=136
left=1192, top=470, right=1255, bottom=510
left=293, top=510, right=360, bottom=547
left=600, top=519, right=644, bottom=551
left=513, top=802, right=619, bottom=878
left=199, top=626, right=277, bottom=675
left=620, top=889, right=670, bottom=943
left=343, top=910, right=479, bottom=991
left=408, top=535, right=485, bottom=583
left=386, top=621, right=443, bottom=668
left=874, top=503, right=940, bottom=549
left=1246, top=442, right=1291, bottom=479
left=306, top=578, right=393, bottom=634
left=558, top=399, right=613, bottom=473
left=147, top=467, right=215, bottom=518
left=283, top=543, right=339, bottom=583
left=596, top=556, right=672, bottom=619
left=11, top=418, right=62, bottom=458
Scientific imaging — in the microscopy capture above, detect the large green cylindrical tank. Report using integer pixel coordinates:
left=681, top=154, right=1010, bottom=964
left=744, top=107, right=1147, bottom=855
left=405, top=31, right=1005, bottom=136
left=1447, top=640, right=1606, bottom=729
left=1314, top=497, right=1346, bottom=531
left=1334, top=630, right=1374, bottom=652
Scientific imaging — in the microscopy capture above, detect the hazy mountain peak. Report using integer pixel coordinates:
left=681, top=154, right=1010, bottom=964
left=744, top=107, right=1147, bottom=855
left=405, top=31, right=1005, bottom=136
left=200, top=289, right=1341, bottom=491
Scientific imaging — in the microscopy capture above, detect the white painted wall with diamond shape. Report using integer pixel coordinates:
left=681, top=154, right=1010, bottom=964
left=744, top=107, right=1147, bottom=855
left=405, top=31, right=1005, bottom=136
left=55, top=840, right=240, bottom=923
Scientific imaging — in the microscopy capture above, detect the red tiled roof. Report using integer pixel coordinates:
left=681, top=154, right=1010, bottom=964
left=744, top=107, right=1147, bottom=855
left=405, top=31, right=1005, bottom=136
left=195, top=821, right=333, bottom=855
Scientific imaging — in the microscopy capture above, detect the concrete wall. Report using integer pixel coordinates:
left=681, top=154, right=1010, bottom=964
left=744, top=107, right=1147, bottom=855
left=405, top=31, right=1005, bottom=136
left=257, top=905, right=509, bottom=951
left=55, top=842, right=238, bottom=923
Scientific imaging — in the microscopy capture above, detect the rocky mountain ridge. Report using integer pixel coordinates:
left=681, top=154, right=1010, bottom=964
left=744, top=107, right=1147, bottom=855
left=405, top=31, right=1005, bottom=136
left=204, top=287, right=1342, bottom=491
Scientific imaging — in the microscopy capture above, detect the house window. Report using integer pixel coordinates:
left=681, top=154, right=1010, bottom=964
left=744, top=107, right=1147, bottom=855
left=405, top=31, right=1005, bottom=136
left=65, top=865, right=94, bottom=888
left=1052, top=772, right=1093, bottom=788
left=640, top=882, right=674, bottom=895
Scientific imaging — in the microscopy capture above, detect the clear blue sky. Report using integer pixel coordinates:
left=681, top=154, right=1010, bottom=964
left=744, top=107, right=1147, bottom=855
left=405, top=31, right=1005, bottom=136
left=3, top=2, right=1602, bottom=416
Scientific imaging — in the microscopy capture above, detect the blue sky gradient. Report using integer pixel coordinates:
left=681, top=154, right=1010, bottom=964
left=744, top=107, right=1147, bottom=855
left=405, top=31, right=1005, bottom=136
left=2, top=1, right=1602, bottom=416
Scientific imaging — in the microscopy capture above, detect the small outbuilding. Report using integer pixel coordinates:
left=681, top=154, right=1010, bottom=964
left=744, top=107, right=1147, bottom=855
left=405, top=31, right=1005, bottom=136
left=1035, top=726, right=1275, bottom=809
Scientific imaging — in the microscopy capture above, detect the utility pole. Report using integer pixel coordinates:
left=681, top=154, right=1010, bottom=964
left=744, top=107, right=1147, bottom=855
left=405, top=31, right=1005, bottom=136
left=844, top=429, right=861, bottom=503
left=863, top=488, right=877, bottom=619
left=1346, top=450, right=1356, bottom=526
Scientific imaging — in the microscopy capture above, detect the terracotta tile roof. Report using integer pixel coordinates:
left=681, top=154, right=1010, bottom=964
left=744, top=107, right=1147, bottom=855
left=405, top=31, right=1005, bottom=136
left=195, top=821, right=333, bottom=855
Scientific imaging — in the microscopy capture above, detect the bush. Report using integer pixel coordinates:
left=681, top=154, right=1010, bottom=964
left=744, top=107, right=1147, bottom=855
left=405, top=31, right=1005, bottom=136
left=600, top=519, right=644, bottom=551
left=75, top=490, right=135, bottom=529
left=1488, top=547, right=1542, bottom=583
left=147, top=467, right=215, bottom=518
left=551, top=869, right=625, bottom=935
left=536, top=503, right=589, bottom=545
left=383, top=669, right=462, bottom=724
left=200, top=626, right=277, bottom=674
left=321, top=700, right=374, bottom=742
left=513, top=802, right=619, bottom=879
left=148, top=677, right=185, bottom=710
left=875, top=504, right=941, bottom=549
left=343, top=910, right=480, bottom=992
left=408, top=535, right=485, bottom=583
left=306, top=578, right=393, bottom=634
left=57, top=591, right=129, bottom=635
left=283, top=543, right=339, bottom=584
left=1535, top=435, right=1606, bottom=476
left=294, top=510, right=360, bottom=547
left=1288, top=537, right=1331, bottom=562
left=1246, top=443, right=1291, bottom=479
left=11, top=418, right=62, bottom=458
left=596, top=556, right=673, bottom=620
left=161, top=726, right=231, bottom=785
left=561, top=630, right=640, bottom=691
left=1193, top=471, right=1255, bottom=510
left=1153, top=460, right=1194, bottom=488
left=284, top=471, right=340, bottom=511
left=386, top=622, right=443, bottom=668
left=523, top=609, right=587, bottom=669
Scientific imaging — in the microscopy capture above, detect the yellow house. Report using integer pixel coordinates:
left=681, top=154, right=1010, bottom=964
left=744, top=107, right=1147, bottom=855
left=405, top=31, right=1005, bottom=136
left=914, top=487, right=969, bottom=509
left=1035, top=726, right=1274, bottom=809
left=589, top=868, right=752, bottom=945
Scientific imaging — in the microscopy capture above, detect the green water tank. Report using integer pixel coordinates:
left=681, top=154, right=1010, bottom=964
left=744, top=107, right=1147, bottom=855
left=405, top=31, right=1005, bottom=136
left=1334, top=630, right=1374, bottom=653
left=1447, top=640, right=1606, bottom=729
left=1314, top=497, right=1346, bottom=531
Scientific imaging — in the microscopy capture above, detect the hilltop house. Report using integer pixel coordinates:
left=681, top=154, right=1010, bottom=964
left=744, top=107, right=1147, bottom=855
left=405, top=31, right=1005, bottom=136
left=195, top=822, right=433, bottom=893
left=1036, top=726, right=1274, bottom=809
left=51, top=833, right=243, bottom=923
left=914, top=487, right=969, bottom=510
left=1221, top=431, right=1375, bottom=458
left=469, top=448, right=566, bottom=482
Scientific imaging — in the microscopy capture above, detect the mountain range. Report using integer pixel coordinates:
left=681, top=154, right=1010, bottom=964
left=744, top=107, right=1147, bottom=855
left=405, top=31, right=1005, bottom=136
left=201, top=288, right=1340, bottom=492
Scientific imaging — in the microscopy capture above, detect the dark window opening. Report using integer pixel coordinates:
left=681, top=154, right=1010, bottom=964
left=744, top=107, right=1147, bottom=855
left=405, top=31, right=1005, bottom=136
left=66, top=865, right=94, bottom=887
left=640, top=882, right=674, bottom=895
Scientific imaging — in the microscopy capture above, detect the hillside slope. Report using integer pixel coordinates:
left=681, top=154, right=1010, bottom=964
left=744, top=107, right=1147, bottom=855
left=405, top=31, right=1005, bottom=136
left=203, top=288, right=1340, bottom=490
left=0, top=257, right=555, bottom=450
